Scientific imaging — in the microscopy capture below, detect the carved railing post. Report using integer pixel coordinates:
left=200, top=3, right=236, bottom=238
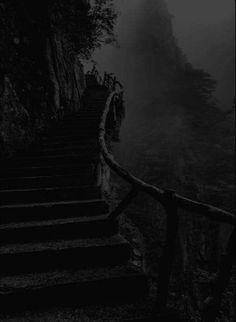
left=156, top=189, right=179, bottom=311
left=202, top=229, right=235, bottom=322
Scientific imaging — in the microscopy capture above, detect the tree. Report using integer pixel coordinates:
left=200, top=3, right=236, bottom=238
left=51, top=0, right=117, bottom=58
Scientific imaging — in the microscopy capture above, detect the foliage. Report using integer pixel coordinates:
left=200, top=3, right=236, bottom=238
left=0, top=0, right=117, bottom=154
left=51, top=0, right=117, bottom=59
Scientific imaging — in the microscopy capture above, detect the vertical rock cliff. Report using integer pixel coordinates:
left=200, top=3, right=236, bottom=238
left=0, top=0, right=87, bottom=156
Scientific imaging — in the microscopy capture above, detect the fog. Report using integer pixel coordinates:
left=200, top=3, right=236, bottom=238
left=166, top=0, right=233, bottom=25
left=94, top=0, right=235, bottom=110
left=166, top=0, right=235, bottom=109
left=90, top=2, right=235, bottom=314
left=91, top=0, right=235, bottom=194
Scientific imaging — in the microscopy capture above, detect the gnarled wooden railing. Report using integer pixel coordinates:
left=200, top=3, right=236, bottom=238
left=103, top=72, right=123, bottom=93
left=87, top=65, right=123, bottom=92
left=89, top=67, right=235, bottom=321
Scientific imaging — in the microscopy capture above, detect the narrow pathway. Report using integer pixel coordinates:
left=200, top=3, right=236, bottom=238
left=0, top=80, right=149, bottom=320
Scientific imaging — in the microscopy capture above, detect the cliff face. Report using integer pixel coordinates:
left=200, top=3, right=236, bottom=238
left=46, top=33, right=85, bottom=117
left=0, top=0, right=86, bottom=156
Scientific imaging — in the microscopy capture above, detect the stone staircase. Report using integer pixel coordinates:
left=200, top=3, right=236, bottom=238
left=0, top=84, right=148, bottom=319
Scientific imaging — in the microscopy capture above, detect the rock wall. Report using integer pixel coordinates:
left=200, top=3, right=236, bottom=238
left=46, top=33, right=86, bottom=118
left=0, top=0, right=86, bottom=157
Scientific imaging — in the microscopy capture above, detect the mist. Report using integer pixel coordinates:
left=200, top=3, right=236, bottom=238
left=94, top=0, right=235, bottom=110
left=93, top=2, right=235, bottom=316
left=166, top=0, right=235, bottom=110
left=92, top=0, right=235, bottom=203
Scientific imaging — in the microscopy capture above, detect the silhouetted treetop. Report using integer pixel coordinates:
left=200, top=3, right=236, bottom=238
left=50, top=0, right=117, bottom=58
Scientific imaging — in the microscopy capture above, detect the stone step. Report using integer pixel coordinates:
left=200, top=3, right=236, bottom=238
left=86, top=101, right=107, bottom=105
left=0, top=306, right=181, bottom=322
left=0, top=163, right=95, bottom=178
left=55, top=120, right=100, bottom=129
left=42, top=132, right=98, bottom=142
left=0, top=173, right=95, bottom=190
left=63, top=112, right=102, bottom=119
left=19, top=140, right=97, bottom=151
left=63, top=110, right=101, bottom=115
left=85, top=96, right=108, bottom=101
left=41, top=138, right=98, bottom=149
left=37, top=128, right=99, bottom=141
left=83, top=105, right=105, bottom=109
left=56, top=115, right=100, bottom=122
left=48, top=119, right=100, bottom=128
left=0, top=264, right=147, bottom=312
left=81, top=102, right=105, bottom=108
left=0, top=86, right=150, bottom=319
left=0, top=185, right=101, bottom=206
left=0, top=235, right=131, bottom=274
left=84, top=95, right=108, bottom=100
left=41, top=134, right=98, bottom=146
left=63, top=113, right=101, bottom=120
left=0, top=215, right=118, bottom=244
left=0, top=199, right=109, bottom=224
left=85, top=94, right=108, bottom=99
left=44, top=128, right=99, bottom=138
left=30, top=145, right=99, bottom=157
left=81, top=107, right=104, bottom=113
left=50, top=119, right=100, bottom=128
left=44, top=129, right=100, bottom=140
left=46, top=127, right=100, bottom=138
left=55, top=122, right=100, bottom=130
left=57, top=116, right=99, bottom=123
left=2, top=153, right=99, bottom=168
left=121, top=313, right=182, bottom=322
left=84, top=88, right=108, bottom=97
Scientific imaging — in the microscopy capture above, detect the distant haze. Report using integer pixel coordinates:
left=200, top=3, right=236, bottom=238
left=92, top=0, right=235, bottom=201
left=166, top=0, right=233, bottom=25
left=94, top=0, right=235, bottom=110
left=166, top=0, right=235, bottom=109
